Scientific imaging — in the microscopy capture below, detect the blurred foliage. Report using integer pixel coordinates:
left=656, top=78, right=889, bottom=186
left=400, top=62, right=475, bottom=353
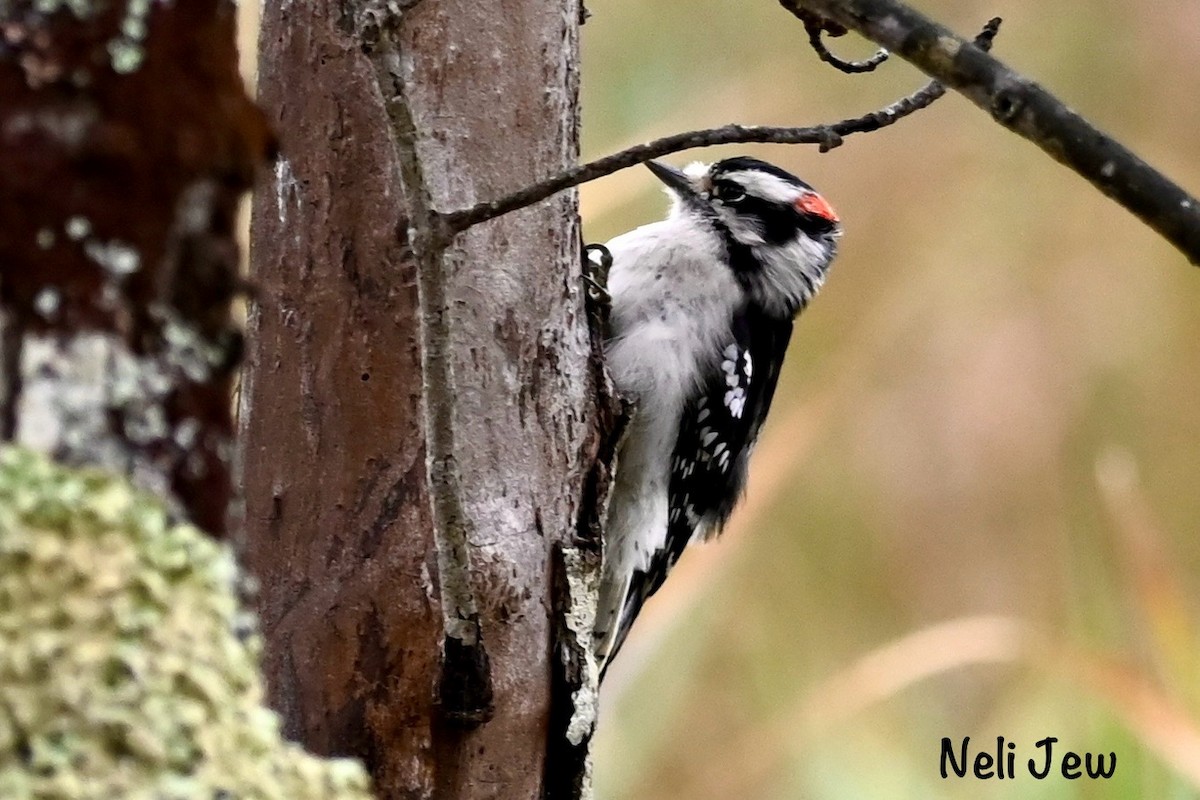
left=581, top=1, right=1200, bottom=798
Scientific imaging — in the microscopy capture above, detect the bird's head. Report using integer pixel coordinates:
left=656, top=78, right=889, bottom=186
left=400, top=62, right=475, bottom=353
left=647, top=156, right=841, bottom=317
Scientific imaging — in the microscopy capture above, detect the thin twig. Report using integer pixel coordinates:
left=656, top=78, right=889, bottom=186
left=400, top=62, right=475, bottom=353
left=439, top=18, right=1001, bottom=236
left=440, top=125, right=829, bottom=234
left=835, top=17, right=1000, bottom=126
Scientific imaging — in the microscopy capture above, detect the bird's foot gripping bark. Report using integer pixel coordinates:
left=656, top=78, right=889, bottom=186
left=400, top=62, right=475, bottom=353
left=582, top=243, right=613, bottom=340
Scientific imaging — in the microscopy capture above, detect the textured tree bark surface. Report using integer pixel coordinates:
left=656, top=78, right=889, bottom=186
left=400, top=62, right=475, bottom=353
left=241, top=2, right=594, bottom=797
left=0, top=0, right=270, bottom=535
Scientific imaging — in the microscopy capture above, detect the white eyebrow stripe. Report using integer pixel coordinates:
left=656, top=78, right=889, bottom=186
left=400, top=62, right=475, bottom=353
left=721, top=170, right=803, bottom=204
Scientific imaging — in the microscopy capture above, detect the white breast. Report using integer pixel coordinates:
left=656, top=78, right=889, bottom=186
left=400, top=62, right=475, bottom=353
left=605, top=214, right=742, bottom=409
left=594, top=212, right=743, bottom=650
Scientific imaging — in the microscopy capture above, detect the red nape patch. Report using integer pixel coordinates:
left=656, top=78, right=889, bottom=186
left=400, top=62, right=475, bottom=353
left=795, top=192, right=839, bottom=222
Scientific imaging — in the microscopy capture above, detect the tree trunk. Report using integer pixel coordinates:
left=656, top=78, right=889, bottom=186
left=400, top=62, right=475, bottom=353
left=240, top=2, right=602, bottom=798
left=0, top=0, right=269, bottom=535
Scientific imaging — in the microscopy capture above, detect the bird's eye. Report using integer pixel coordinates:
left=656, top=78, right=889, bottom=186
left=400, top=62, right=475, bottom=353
left=714, top=183, right=746, bottom=204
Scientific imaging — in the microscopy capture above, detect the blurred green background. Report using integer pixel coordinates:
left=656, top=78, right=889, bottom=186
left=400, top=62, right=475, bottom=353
left=237, top=1, right=1200, bottom=796
left=579, top=1, right=1200, bottom=798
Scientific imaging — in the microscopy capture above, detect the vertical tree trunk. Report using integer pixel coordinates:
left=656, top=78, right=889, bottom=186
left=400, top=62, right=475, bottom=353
left=241, top=2, right=599, bottom=798
left=0, top=0, right=269, bottom=534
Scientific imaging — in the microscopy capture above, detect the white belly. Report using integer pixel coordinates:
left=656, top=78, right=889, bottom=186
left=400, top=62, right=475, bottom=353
left=595, top=214, right=741, bottom=646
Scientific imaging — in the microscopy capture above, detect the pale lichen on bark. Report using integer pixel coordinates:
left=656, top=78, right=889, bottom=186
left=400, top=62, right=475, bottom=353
left=560, top=547, right=600, bottom=747
left=0, top=447, right=374, bottom=799
left=12, top=287, right=235, bottom=523
left=15, top=332, right=179, bottom=509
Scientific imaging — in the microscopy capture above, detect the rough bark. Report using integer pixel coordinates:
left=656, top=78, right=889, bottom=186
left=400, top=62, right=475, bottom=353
left=241, top=2, right=600, bottom=798
left=0, top=0, right=270, bottom=534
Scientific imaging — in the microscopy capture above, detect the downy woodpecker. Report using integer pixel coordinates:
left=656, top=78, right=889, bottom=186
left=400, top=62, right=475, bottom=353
left=594, top=156, right=841, bottom=672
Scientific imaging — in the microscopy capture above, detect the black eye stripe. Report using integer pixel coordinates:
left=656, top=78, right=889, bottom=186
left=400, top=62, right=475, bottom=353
left=717, top=191, right=837, bottom=243
left=727, top=196, right=803, bottom=244
left=712, top=180, right=746, bottom=202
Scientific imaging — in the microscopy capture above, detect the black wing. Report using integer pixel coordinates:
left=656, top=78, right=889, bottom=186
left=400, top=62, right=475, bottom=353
left=606, top=305, right=794, bottom=667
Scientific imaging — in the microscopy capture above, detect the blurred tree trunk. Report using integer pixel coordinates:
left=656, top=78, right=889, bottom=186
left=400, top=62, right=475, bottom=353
left=240, top=2, right=603, bottom=798
left=0, top=0, right=268, bottom=533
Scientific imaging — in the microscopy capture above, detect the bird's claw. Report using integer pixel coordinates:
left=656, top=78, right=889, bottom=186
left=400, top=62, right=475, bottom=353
left=583, top=243, right=613, bottom=335
left=583, top=243, right=612, bottom=300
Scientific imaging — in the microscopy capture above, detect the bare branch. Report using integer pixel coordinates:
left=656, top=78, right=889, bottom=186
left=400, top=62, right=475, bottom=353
left=781, top=0, right=1200, bottom=266
left=357, top=4, right=495, bottom=726
left=439, top=18, right=1000, bottom=236
left=829, top=17, right=1000, bottom=137
left=440, top=124, right=831, bottom=234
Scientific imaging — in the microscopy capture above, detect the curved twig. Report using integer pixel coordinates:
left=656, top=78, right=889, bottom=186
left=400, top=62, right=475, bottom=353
left=803, top=15, right=889, bottom=73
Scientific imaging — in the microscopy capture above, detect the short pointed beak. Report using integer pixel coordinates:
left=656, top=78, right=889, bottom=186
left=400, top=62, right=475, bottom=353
left=645, top=160, right=694, bottom=196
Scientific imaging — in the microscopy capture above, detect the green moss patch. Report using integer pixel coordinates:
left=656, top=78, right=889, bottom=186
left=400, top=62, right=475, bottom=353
left=0, top=447, right=373, bottom=799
